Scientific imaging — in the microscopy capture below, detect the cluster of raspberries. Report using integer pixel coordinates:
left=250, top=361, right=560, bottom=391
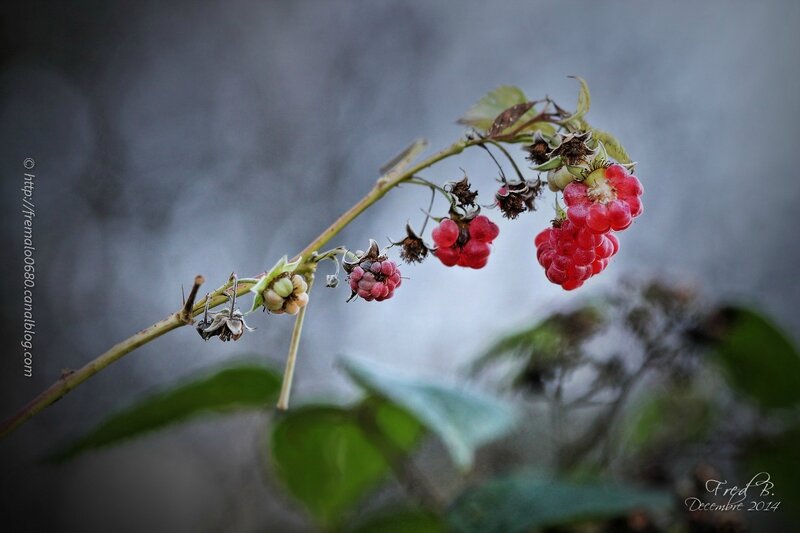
left=431, top=214, right=500, bottom=269
left=349, top=164, right=642, bottom=300
left=535, top=164, right=643, bottom=290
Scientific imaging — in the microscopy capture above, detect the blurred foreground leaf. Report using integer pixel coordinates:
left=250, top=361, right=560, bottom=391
left=447, top=474, right=671, bottom=533
left=711, top=306, right=800, bottom=409
left=347, top=508, right=444, bottom=533
left=49, top=364, right=280, bottom=462
left=269, top=400, right=423, bottom=529
left=457, top=86, right=528, bottom=131
left=623, top=387, right=714, bottom=453
left=744, top=425, right=800, bottom=516
left=341, top=356, right=518, bottom=470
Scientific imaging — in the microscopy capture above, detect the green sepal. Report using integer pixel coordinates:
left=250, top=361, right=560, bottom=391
left=533, top=155, right=564, bottom=171
left=566, top=165, right=588, bottom=179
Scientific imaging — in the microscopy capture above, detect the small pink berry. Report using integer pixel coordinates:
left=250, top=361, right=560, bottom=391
left=370, top=282, right=385, bottom=298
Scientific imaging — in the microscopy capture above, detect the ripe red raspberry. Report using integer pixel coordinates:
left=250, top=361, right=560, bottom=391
left=432, top=214, right=499, bottom=270
left=563, top=164, right=643, bottom=234
left=469, top=215, right=500, bottom=242
left=431, top=218, right=459, bottom=248
left=535, top=220, right=619, bottom=290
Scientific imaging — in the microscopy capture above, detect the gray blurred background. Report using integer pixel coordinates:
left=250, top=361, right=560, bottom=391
left=1, top=1, right=799, bottom=531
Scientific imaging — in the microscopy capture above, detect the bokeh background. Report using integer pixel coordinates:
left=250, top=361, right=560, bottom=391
left=1, top=1, right=799, bottom=531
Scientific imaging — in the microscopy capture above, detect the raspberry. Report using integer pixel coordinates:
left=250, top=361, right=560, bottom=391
left=563, top=164, right=643, bottom=234
left=434, top=246, right=460, bottom=267
left=432, top=214, right=499, bottom=270
left=343, top=240, right=402, bottom=302
left=535, top=219, right=620, bottom=290
left=469, top=215, right=500, bottom=243
left=463, top=238, right=491, bottom=259
left=607, top=233, right=620, bottom=255
left=431, top=218, right=459, bottom=247
left=350, top=260, right=400, bottom=301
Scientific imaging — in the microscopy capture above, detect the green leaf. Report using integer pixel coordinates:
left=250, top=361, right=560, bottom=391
left=340, top=356, right=518, bottom=470
left=270, top=403, right=421, bottom=529
left=458, top=86, right=528, bottom=132
left=50, top=365, right=281, bottom=462
left=368, top=396, right=426, bottom=451
left=487, top=101, right=536, bottom=138
left=348, top=508, right=444, bottom=533
left=558, top=76, right=591, bottom=126
left=447, top=474, right=671, bottom=533
left=711, top=306, right=800, bottom=409
left=591, top=129, right=631, bottom=164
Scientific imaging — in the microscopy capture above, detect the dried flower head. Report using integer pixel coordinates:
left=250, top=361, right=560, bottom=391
left=526, top=138, right=551, bottom=165
left=494, top=179, right=543, bottom=219
left=550, top=131, right=594, bottom=166
left=446, top=176, right=479, bottom=208
left=196, top=277, right=255, bottom=342
left=393, top=223, right=429, bottom=264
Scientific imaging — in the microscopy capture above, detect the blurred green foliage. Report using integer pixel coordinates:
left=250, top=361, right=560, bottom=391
left=341, top=356, right=518, bottom=469
left=447, top=474, right=671, bottom=533
left=709, top=306, right=800, bottom=408
left=269, top=401, right=421, bottom=529
left=50, top=277, right=800, bottom=532
left=49, top=365, right=280, bottom=462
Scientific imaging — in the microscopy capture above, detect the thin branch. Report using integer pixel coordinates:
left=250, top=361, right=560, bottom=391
left=419, top=187, right=436, bottom=234
left=478, top=143, right=507, bottom=183
left=484, top=139, right=527, bottom=183
left=0, top=314, right=184, bottom=437
left=276, top=275, right=314, bottom=410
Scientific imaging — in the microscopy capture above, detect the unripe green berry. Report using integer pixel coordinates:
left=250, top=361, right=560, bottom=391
left=548, top=167, right=575, bottom=191
left=264, top=289, right=284, bottom=311
left=291, top=274, right=308, bottom=294
left=295, top=292, right=309, bottom=308
left=273, top=277, right=294, bottom=298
